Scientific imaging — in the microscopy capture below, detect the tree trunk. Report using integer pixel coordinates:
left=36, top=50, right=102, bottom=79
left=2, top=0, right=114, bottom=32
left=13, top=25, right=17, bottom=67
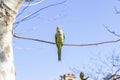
left=0, top=0, right=23, bottom=80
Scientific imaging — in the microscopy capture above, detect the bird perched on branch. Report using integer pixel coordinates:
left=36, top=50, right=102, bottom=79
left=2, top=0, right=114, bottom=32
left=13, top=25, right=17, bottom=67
left=55, top=27, right=65, bottom=61
left=80, top=72, right=89, bottom=80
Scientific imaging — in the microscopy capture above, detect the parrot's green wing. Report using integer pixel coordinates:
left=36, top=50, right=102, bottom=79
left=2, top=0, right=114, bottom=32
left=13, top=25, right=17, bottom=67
left=55, top=33, right=57, bottom=44
left=63, top=32, right=65, bottom=42
left=55, top=33, right=61, bottom=61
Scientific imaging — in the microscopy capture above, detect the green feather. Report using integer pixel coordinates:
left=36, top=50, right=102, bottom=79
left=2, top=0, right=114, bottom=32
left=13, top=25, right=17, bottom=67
left=58, top=47, right=61, bottom=61
left=57, top=43, right=62, bottom=61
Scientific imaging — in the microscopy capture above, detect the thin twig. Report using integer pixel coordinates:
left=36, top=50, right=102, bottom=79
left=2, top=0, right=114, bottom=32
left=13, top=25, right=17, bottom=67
left=14, top=2, right=30, bottom=29
left=108, top=68, right=120, bottom=80
left=16, top=2, right=30, bottom=18
left=114, top=6, right=120, bottom=14
left=13, top=34, right=120, bottom=46
left=14, top=0, right=67, bottom=24
left=23, top=0, right=44, bottom=7
left=104, top=25, right=120, bottom=38
left=115, top=68, right=120, bottom=74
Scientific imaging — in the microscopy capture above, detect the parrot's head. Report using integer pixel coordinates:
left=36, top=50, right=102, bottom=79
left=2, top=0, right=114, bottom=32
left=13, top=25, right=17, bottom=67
left=56, top=27, right=63, bottom=32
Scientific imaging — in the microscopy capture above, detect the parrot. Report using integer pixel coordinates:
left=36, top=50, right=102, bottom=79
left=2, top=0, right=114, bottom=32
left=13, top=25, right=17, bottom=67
left=55, top=27, right=65, bottom=61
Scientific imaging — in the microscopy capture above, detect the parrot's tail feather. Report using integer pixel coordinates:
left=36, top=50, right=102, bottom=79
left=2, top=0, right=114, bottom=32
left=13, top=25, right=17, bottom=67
left=58, top=48, right=61, bottom=61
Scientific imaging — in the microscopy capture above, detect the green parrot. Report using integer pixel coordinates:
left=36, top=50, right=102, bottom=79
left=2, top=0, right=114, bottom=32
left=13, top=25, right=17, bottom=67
left=55, top=27, right=65, bottom=61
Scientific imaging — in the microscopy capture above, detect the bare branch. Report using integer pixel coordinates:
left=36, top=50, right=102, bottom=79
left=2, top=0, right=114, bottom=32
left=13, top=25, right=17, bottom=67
left=104, top=25, right=120, bottom=38
left=23, top=0, right=44, bottom=7
left=25, top=0, right=31, bottom=2
left=115, top=68, right=120, bottom=74
left=13, top=34, right=55, bottom=45
left=111, top=54, right=120, bottom=67
left=14, top=0, right=67, bottom=25
left=14, top=2, right=30, bottom=29
left=13, top=34, right=120, bottom=46
left=114, top=6, right=120, bottom=14
left=64, top=39, right=120, bottom=46
left=16, top=2, right=30, bottom=18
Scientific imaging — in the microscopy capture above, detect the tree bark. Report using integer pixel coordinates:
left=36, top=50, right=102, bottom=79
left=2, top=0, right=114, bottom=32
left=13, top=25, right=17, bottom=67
left=0, top=0, right=23, bottom=80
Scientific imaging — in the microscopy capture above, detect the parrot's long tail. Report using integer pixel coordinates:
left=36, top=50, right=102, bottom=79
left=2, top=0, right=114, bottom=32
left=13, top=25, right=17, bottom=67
left=58, top=47, right=61, bottom=61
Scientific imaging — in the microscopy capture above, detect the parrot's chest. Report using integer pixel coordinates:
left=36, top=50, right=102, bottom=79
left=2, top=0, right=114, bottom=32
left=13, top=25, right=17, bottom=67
left=57, top=33, right=64, bottom=41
